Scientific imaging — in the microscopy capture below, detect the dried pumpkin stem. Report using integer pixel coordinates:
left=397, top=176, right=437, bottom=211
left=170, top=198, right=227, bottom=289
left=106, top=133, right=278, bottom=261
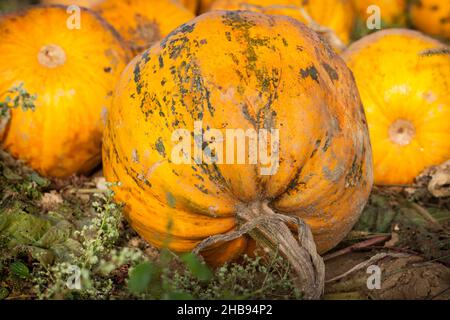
left=238, top=202, right=324, bottom=299
left=192, top=201, right=325, bottom=299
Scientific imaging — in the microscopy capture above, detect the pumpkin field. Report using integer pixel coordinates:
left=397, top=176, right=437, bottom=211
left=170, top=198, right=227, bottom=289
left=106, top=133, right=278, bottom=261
left=0, top=0, right=449, bottom=301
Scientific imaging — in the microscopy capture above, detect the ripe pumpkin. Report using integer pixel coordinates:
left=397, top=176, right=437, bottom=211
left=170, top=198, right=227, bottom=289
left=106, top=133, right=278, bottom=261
left=43, top=0, right=195, bottom=54
left=352, top=0, right=407, bottom=26
left=209, top=0, right=355, bottom=45
left=94, top=0, right=195, bottom=54
left=410, top=0, right=450, bottom=40
left=0, top=6, right=129, bottom=177
left=103, top=11, right=373, bottom=298
left=343, top=29, right=450, bottom=185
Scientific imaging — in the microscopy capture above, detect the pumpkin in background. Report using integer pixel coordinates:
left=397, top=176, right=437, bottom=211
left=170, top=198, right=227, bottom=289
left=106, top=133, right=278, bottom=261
left=93, top=0, right=195, bottom=54
left=0, top=6, right=129, bottom=178
left=343, top=29, right=450, bottom=185
left=352, top=0, right=407, bottom=26
left=103, top=11, right=373, bottom=298
left=199, top=0, right=215, bottom=12
left=178, top=0, right=199, bottom=13
left=41, top=0, right=105, bottom=8
left=44, top=0, right=195, bottom=55
left=410, top=0, right=450, bottom=40
left=209, top=0, right=355, bottom=45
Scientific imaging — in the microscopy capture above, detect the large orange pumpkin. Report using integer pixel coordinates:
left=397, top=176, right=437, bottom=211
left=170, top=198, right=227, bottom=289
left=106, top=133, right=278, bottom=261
left=103, top=11, right=373, bottom=298
left=209, top=0, right=355, bottom=45
left=410, top=0, right=450, bottom=40
left=352, top=0, right=407, bottom=26
left=43, top=0, right=195, bottom=54
left=0, top=6, right=129, bottom=177
left=343, top=29, right=450, bottom=185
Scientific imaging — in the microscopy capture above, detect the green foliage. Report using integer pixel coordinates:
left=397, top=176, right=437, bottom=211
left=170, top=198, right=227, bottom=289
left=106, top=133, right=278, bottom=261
left=10, top=261, right=29, bottom=279
left=181, top=253, right=213, bottom=282
left=32, top=189, right=136, bottom=299
left=128, top=262, right=157, bottom=294
left=0, top=287, right=9, bottom=300
left=127, top=251, right=301, bottom=300
left=0, top=82, right=37, bottom=119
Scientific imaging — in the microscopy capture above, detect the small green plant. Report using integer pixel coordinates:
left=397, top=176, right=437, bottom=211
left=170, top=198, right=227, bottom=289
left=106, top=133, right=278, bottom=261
left=0, top=82, right=37, bottom=119
left=32, top=187, right=143, bottom=299
left=128, top=250, right=301, bottom=300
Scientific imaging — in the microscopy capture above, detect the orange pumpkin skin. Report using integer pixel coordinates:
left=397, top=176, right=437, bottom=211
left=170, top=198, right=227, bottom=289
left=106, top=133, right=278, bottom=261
left=343, top=29, right=450, bottom=185
left=352, top=0, right=407, bottom=26
left=103, top=11, right=373, bottom=264
left=410, top=0, right=450, bottom=39
left=93, top=0, right=195, bottom=54
left=0, top=6, right=129, bottom=178
left=41, top=0, right=105, bottom=8
left=209, top=0, right=355, bottom=45
left=199, top=0, right=215, bottom=12
left=178, top=0, right=199, bottom=13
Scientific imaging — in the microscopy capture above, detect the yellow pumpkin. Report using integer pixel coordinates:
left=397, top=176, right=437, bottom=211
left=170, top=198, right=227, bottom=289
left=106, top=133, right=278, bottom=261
left=94, top=0, right=195, bottom=54
left=43, top=0, right=195, bottom=54
left=0, top=6, right=129, bottom=178
left=352, top=0, right=407, bottom=26
left=103, top=11, right=373, bottom=298
left=343, top=29, right=450, bottom=185
left=410, top=0, right=450, bottom=40
left=209, top=0, right=355, bottom=45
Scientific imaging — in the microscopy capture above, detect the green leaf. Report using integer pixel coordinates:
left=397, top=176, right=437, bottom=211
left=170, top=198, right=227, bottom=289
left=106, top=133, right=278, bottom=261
left=0, top=287, right=9, bottom=300
left=29, top=173, right=49, bottom=187
left=37, top=223, right=71, bottom=248
left=128, top=262, right=157, bottom=294
left=10, top=261, right=29, bottom=278
left=2, top=167, right=22, bottom=181
left=181, top=253, right=213, bottom=281
left=3, top=211, right=51, bottom=247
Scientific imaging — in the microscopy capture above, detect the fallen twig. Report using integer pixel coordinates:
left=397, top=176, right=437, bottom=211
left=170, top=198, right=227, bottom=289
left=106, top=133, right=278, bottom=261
left=325, top=252, right=409, bottom=283
left=323, top=235, right=391, bottom=261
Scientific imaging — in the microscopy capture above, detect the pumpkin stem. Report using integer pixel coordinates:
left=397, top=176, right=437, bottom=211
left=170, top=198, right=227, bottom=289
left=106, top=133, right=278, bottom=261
left=192, top=201, right=325, bottom=299
left=38, top=44, right=66, bottom=68
left=388, top=119, right=415, bottom=146
left=237, top=202, right=325, bottom=299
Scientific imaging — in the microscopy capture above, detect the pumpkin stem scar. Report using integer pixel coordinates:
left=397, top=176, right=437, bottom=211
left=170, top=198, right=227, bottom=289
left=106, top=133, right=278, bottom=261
left=37, top=44, right=66, bottom=68
left=388, top=119, right=416, bottom=146
left=192, top=201, right=325, bottom=299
